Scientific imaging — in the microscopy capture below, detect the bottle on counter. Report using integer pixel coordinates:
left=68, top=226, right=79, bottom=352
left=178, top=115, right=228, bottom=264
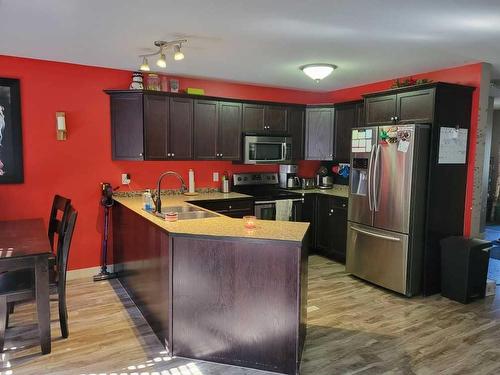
left=143, top=189, right=153, bottom=211
left=221, top=171, right=230, bottom=193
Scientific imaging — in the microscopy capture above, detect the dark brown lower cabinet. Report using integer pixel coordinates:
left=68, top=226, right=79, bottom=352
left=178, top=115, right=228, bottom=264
left=305, top=194, right=348, bottom=263
left=300, top=194, right=317, bottom=249
left=113, top=201, right=307, bottom=375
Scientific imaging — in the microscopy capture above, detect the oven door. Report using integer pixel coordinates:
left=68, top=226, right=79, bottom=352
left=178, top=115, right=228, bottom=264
left=244, top=136, right=292, bottom=164
left=254, top=201, right=276, bottom=220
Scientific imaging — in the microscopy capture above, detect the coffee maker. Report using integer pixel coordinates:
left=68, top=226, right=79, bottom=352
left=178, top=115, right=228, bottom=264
left=279, top=164, right=300, bottom=189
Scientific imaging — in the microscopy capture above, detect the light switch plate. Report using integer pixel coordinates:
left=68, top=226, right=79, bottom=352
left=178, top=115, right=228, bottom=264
left=121, top=173, right=131, bottom=185
left=213, top=172, right=219, bottom=182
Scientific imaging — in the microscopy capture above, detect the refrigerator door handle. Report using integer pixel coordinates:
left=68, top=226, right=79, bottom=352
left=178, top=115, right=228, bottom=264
left=368, top=144, right=376, bottom=211
left=373, top=144, right=381, bottom=212
left=350, top=226, right=401, bottom=242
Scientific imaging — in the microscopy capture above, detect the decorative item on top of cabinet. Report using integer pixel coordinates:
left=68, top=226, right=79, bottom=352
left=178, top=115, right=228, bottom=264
left=305, top=106, right=335, bottom=160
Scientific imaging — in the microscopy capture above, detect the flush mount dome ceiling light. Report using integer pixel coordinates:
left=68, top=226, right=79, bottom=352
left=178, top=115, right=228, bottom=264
left=300, top=64, right=338, bottom=83
left=139, top=39, right=187, bottom=71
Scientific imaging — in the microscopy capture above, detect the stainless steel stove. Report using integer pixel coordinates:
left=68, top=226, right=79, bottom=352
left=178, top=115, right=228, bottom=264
left=232, top=172, right=303, bottom=221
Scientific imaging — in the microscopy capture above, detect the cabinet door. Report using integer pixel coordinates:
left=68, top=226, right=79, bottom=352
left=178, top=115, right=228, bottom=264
left=242, top=104, right=265, bottom=133
left=194, top=99, right=218, bottom=160
left=356, top=101, right=365, bottom=126
left=110, top=93, right=144, bottom=160
left=330, top=207, right=348, bottom=263
left=365, top=94, right=397, bottom=125
left=218, top=102, right=242, bottom=160
left=305, top=107, right=334, bottom=160
left=301, top=194, right=316, bottom=249
left=396, top=89, right=435, bottom=124
left=334, top=103, right=358, bottom=162
left=144, top=94, right=169, bottom=160
left=265, top=105, right=288, bottom=133
left=315, top=195, right=332, bottom=251
left=288, top=108, right=305, bottom=161
left=169, top=97, right=193, bottom=159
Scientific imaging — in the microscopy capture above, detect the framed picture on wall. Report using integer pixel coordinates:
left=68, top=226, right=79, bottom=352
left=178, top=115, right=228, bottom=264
left=0, top=78, right=23, bottom=183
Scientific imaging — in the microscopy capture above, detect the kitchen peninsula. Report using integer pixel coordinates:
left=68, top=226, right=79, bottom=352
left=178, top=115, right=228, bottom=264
left=112, top=192, right=309, bottom=375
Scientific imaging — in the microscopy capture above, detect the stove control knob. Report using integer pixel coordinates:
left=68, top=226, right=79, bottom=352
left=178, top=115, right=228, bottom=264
left=237, top=177, right=242, bottom=181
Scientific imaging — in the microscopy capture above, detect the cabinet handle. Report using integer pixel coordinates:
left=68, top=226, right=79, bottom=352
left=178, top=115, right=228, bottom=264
left=139, top=153, right=143, bottom=157
left=167, top=153, right=171, bottom=157
left=172, top=153, right=175, bottom=157
left=390, top=116, right=394, bottom=121
left=394, top=116, right=399, bottom=121
left=220, top=153, right=223, bottom=157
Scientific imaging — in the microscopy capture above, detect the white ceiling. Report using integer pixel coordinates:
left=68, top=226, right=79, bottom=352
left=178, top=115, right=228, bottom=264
left=1, top=0, right=500, bottom=93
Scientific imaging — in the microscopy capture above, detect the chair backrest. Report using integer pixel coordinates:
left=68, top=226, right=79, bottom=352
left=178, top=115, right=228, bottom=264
left=48, top=195, right=71, bottom=251
left=57, top=205, right=78, bottom=292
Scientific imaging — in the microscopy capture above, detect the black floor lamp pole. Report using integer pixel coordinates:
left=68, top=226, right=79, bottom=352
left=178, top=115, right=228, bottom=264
left=94, top=182, right=117, bottom=281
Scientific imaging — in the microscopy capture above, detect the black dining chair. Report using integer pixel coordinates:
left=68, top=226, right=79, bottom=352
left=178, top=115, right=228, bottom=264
left=48, top=195, right=71, bottom=251
left=6, top=194, right=71, bottom=318
left=0, top=205, right=78, bottom=351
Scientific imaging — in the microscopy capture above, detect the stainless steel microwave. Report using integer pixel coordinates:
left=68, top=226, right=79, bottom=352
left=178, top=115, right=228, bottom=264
left=243, top=135, right=292, bottom=164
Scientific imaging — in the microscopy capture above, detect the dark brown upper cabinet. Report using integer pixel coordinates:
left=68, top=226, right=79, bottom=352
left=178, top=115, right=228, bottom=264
left=107, top=92, right=194, bottom=160
left=194, top=99, right=219, bottom=160
left=334, top=101, right=363, bottom=162
left=364, top=94, right=397, bottom=126
left=110, top=92, right=144, bottom=160
left=194, top=100, right=242, bottom=160
left=305, top=106, right=335, bottom=160
left=218, top=101, right=242, bottom=160
left=243, top=104, right=287, bottom=133
left=169, top=97, right=194, bottom=160
left=144, top=94, right=169, bottom=160
left=288, top=108, right=305, bottom=161
left=364, top=88, right=435, bottom=126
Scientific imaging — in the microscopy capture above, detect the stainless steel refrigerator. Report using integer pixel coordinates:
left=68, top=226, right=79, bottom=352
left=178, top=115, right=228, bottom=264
left=346, top=124, right=430, bottom=296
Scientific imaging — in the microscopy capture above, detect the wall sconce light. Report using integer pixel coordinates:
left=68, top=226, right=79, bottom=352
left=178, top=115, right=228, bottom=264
left=56, top=112, right=67, bottom=141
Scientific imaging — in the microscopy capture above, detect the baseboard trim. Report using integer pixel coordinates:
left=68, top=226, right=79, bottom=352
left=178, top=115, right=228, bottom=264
left=67, top=265, right=115, bottom=281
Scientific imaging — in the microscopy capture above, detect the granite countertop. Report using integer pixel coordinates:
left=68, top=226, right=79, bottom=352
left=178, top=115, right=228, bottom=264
left=294, top=184, right=349, bottom=198
left=113, top=193, right=309, bottom=243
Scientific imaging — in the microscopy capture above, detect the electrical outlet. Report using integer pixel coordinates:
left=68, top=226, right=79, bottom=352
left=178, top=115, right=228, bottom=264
left=213, top=172, right=219, bottom=182
left=121, top=173, right=131, bottom=185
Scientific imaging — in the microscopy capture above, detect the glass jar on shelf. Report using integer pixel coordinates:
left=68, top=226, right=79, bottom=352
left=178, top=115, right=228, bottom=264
left=147, top=73, right=161, bottom=91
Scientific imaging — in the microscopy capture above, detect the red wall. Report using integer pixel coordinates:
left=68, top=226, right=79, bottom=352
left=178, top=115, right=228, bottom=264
left=0, top=54, right=482, bottom=270
left=0, top=55, right=324, bottom=270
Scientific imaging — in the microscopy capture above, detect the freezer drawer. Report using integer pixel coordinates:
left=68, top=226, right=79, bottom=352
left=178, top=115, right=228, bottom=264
left=346, top=222, right=409, bottom=295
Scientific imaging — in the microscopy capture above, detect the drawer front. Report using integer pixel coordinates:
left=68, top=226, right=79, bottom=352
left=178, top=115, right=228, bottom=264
left=193, top=199, right=254, bottom=213
left=329, top=197, right=348, bottom=210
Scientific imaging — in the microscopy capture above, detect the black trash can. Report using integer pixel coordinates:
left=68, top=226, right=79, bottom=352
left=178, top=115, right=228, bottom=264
left=440, top=236, right=492, bottom=304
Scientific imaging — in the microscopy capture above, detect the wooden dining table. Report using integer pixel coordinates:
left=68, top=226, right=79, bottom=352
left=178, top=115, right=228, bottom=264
left=0, top=218, right=52, bottom=354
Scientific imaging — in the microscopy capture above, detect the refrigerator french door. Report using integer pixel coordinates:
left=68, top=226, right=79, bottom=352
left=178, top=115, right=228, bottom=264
left=346, top=124, right=430, bottom=296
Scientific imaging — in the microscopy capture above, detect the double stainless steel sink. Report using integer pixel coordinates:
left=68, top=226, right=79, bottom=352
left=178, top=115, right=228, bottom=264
left=144, top=205, right=218, bottom=221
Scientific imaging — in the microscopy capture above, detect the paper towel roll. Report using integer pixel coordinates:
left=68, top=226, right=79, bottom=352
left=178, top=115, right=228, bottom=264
left=188, top=169, right=195, bottom=193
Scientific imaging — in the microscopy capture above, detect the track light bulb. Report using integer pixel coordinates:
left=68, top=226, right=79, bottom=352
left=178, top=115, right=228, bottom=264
left=157, top=53, right=167, bottom=68
left=140, top=57, right=150, bottom=71
left=174, top=45, right=184, bottom=61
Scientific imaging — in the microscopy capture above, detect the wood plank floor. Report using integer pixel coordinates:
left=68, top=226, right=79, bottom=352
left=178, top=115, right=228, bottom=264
left=2, top=255, right=500, bottom=375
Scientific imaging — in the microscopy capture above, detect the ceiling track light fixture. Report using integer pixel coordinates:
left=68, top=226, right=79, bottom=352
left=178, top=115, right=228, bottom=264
left=300, top=63, right=338, bottom=83
left=138, top=39, right=187, bottom=71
